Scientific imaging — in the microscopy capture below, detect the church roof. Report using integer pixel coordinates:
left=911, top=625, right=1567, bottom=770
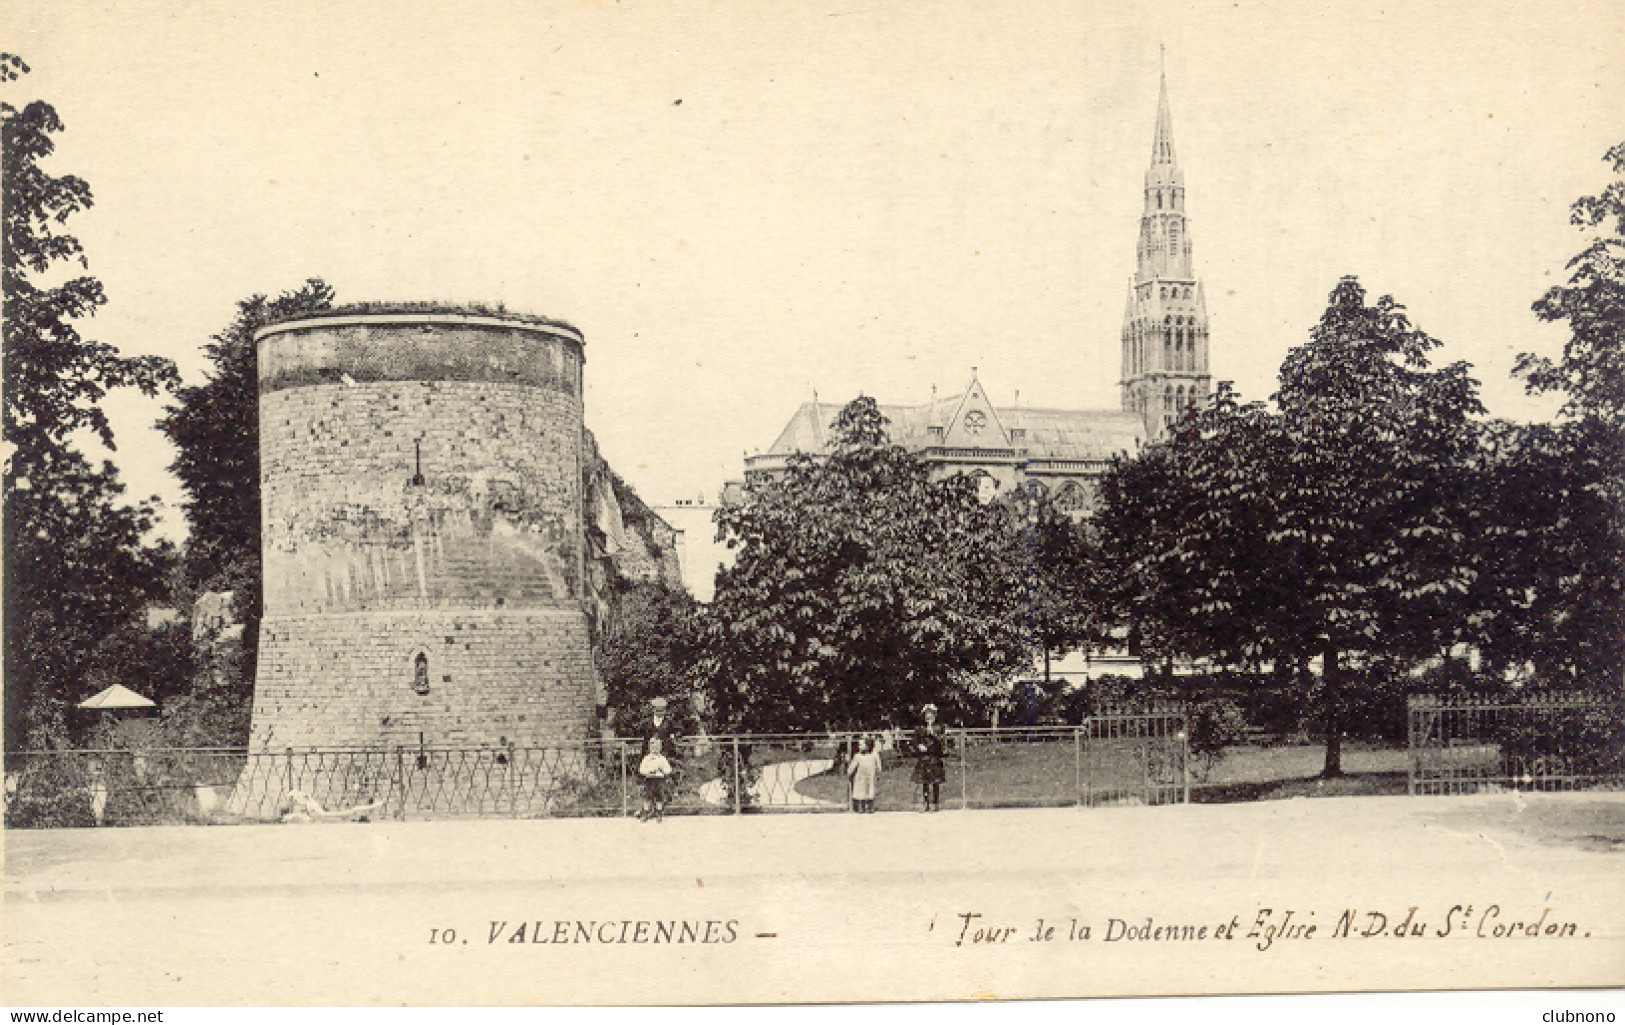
left=1002, top=406, right=1147, bottom=461
left=764, top=392, right=1144, bottom=463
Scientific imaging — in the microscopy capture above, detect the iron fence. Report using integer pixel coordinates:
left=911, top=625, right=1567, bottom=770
left=3, top=713, right=1193, bottom=828
left=956, top=709, right=1190, bottom=809
left=1407, top=692, right=1625, bottom=795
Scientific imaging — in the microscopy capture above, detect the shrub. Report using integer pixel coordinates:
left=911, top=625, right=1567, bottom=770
left=4, top=754, right=95, bottom=828
left=1187, top=697, right=1248, bottom=778
left=1491, top=699, right=1624, bottom=778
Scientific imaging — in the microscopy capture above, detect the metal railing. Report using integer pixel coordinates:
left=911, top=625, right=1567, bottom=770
left=956, top=710, right=1190, bottom=809
left=1407, top=692, right=1625, bottom=796
left=3, top=713, right=1193, bottom=828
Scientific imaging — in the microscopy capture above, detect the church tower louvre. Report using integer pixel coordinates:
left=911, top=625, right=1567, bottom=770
left=1120, top=69, right=1211, bottom=438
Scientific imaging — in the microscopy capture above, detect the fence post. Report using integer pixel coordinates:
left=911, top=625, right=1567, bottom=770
left=394, top=746, right=405, bottom=821
left=284, top=747, right=293, bottom=797
left=1082, top=718, right=1093, bottom=806
left=958, top=731, right=968, bottom=811
left=1180, top=712, right=1190, bottom=805
left=1073, top=728, right=1082, bottom=808
left=732, top=736, right=742, bottom=815
left=619, top=742, right=628, bottom=818
left=1405, top=698, right=1416, bottom=797
left=1141, top=732, right=1151, bottom=805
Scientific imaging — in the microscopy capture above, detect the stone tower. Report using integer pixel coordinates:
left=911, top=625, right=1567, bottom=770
left=249, top=307, right=598, bottom=754
left=1120, top=71, right=1212, bottom=437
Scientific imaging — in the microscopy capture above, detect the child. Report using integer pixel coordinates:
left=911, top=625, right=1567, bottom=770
left=637, top=735, right=673, bottom=822
left=847, top=735, right=882, bottom=813
left=912, top=704, right=947, bottom=812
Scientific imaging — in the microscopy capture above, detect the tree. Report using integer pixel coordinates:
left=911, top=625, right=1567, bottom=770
left=1519, top=140, right=1625, bottom=425
left=595, top=579, right=702, bottom=735
left=1495, top=141, right=1625, bottom=696
left=1096, top=384, right=1286, bottom=676
left=157, top=279, right=334, bottom=687
left=1007, top=485, right=1113, bottom=686
left=1270, top=280, right=1484, bottom=775
left=1099, top=278, right=1484, bottom=776
left=3, top=55, right=179, bottom=750
left=698, top=397, right=1027, bottom=732
left=1467, top=418, right=1623, bottom=691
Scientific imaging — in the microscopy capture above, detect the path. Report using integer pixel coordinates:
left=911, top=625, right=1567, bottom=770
left=696, top=757, right=837, bottom=807
left=4, top=793, right=1621, bottom=1005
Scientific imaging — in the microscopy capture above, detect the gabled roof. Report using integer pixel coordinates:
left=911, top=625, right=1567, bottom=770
left=761, top=381, right=1145, bottom=463
left=78, top=684, right=157, bottom=710
left=940, top=372, right=1010, bottom=449
left=1003, top=407, right=1147, bottom=461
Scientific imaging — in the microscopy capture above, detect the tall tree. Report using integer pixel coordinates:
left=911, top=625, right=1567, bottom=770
left=3, top=54, right=179, bottom=748
left=595, top=579, right=703, bottom=735
left=1496, top=141, right=1625, bottom=696
left=1008, top=484, right=1113, bottom=685
left=698, top=397, right=1026, bottom=732
left=1467, top=418, right=1623, bottom=691
left=1270, top=280, right=1483, bottom=774
left=1097, top=384, right=1285, bottom=675
left=157, top=280, right=334, bottom=674
left=1519, top=140, right=1625, bottom=426
left=1099, top=279, right=1483, bottom=776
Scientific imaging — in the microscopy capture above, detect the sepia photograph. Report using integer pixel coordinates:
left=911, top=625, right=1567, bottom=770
left=3, top=0, right=1623, bottom=1012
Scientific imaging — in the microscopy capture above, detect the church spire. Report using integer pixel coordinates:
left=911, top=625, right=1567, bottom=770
left=1151, top=67, right=1176, bottom=167
left=1120, top=66, right=1211, bottom=440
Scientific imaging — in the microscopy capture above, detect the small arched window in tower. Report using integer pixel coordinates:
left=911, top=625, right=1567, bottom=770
left=412, top=652, right=430, bottom=695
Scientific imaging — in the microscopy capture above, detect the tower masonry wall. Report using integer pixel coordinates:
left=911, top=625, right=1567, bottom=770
left=251, top=314, right=598, bottom=754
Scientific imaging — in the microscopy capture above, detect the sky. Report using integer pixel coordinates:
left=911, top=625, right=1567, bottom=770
left=11, top=0, right=1625, bottom=541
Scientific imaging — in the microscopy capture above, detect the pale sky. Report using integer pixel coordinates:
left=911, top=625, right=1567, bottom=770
left=11, top=0, right=1624, bottom=540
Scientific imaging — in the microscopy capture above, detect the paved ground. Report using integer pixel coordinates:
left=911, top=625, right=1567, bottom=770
left=3, top=792, right=1621, bottom=1005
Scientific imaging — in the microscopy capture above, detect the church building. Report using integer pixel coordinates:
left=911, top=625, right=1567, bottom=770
left=741, top=73, right=1212, bottom=511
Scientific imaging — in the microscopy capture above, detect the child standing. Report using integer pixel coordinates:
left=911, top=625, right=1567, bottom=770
left=637, top=735, right=672, bottom=822
left=846, top=735, right=882, bottom=813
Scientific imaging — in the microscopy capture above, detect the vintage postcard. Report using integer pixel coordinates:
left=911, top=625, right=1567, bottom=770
left=3, top=0, right=1622, bottom=1010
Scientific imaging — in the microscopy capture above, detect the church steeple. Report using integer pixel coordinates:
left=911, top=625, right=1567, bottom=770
left=1150, top=70, right=1176, bottom=167
left=1121, top=67, right=1211, bottom=439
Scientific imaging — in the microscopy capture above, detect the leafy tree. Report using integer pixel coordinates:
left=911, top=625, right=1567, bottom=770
left=3, top=55, right=179, bottom=750
left=1270, top=279, right=1483, bottom=774
left=1466, top=419, right=1623, bottom=692
left=1006, top=485, right=1112, bottom=685
left=1519, top=140, right=1625, bottom=425
left=1097, top=384, right=1285, bottom=675
left=1099, top=278, right=1484, bottom=776
left=1504, top=142, right=1625, bottom=701
left=698, top=396, right=1026, bottom=732
left=595, top=579, right=702, bottom=734
left=157, top=280, right=334, bottom=654
left=79, top=617, right=196, bottom=707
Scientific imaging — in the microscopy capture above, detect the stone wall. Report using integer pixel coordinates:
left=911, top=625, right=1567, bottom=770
left=251, top=609, right=595, bottom=749
left=250, top=312, right=599, bottom=758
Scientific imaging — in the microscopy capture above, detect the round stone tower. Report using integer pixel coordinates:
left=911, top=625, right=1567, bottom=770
left=249, top=306, right=597, bottom=754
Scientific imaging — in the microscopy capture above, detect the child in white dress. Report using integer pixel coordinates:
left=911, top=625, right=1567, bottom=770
left=638, top=736, right=673, bottom=822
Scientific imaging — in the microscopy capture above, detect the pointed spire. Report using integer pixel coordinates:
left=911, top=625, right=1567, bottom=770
left=1151, top=63, right=1176, bottom=167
